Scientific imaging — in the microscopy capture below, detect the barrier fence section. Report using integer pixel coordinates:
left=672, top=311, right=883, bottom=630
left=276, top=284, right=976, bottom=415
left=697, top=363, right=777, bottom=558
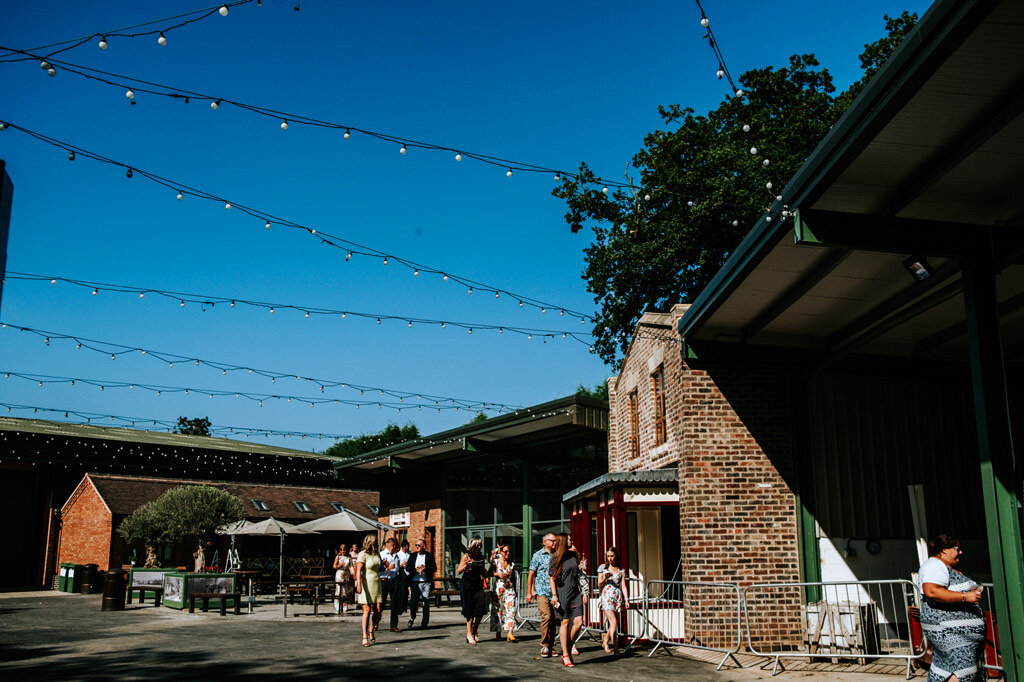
left=643, top=580, right=742, bottom=669
left=515, top=572, right=541, bottom=629
left=577, top=575, right=647, bottom=652
left=980, top=583, right=1003, bottom=676
left=742, top=580, right=924, bottom=678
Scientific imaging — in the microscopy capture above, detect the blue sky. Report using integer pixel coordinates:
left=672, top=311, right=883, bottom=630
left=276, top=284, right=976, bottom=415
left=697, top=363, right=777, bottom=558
left=0, top=0, right=931, bottom=449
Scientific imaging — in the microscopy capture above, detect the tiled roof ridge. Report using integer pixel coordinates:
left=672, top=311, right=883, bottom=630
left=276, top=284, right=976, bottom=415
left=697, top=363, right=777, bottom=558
left=84, top=472, right=373, bottom=493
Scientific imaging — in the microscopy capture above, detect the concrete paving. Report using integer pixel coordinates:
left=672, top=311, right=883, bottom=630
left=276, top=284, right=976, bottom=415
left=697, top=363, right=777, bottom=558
left=0, top=591, right=919, bottom=681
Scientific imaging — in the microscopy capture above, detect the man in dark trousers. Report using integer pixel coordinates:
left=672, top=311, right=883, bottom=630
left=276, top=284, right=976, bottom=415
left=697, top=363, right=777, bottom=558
left=379, top=537, right=401, bottom=632
left=406, top=537, right=437, bottom=629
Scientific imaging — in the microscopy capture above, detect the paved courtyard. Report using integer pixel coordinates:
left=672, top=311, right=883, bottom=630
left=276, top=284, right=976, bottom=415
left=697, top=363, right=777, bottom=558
left=0, top=591, right=918, bottom=681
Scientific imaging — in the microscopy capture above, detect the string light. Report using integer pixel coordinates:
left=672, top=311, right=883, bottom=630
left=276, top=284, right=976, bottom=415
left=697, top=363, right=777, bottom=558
left=1, top=123, right=595, bottom=322
left=0, top=52, right=639, bottom=193
left=0, top=1, right=258, bottom=65
left=157, top=33, right=167, bottom=46
left=2, top=369, right=509, bottom=413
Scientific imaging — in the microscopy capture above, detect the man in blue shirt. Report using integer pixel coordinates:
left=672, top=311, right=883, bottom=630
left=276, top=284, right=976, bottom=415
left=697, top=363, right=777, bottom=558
left=526, top=532, right=557, bottom=657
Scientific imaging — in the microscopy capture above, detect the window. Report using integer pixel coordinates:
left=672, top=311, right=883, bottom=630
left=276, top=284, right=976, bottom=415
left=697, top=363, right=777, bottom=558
left=330, top=502, right=346, bottom=513
left=652, top=364, right=667, bottom=445
left=293, top=501, right=313, bottom=513
left=251, top=499, right=270, bottom=511
left=628, top=390, right=640, bottom=459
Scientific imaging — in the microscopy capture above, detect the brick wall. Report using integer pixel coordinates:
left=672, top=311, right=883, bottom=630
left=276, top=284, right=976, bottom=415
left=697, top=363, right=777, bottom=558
left=57, top=477, right=115, bottom=570
left=381, top=500, right=442, bottom=555
left=610, top=305, right=803, bottom=648
left=608, top=304, right=689, bottom=473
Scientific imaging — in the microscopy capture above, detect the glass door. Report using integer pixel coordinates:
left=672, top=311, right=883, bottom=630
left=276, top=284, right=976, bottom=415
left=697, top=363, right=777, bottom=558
left=466, top=526, right=497, bottom=557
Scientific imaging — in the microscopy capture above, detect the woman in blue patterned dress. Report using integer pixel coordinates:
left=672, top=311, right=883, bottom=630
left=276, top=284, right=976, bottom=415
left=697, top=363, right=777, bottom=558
left=597, top=547, right=629, bottom=655
left=918, top=534, right=985, bottom=682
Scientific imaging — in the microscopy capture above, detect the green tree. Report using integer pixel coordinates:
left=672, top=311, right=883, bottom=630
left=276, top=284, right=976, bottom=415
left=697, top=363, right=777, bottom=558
left=174, top=416, right=212, bottom=436
left=157, top=485, right=245, bottom=572
left=557, top=12, right=918, bottom=366
left=466, top=411, right=489, bottom=424
left=575, top=383, right=609, bottom=401
left=117, top=501, right=173, bottom=568
left=323, top=422, right=420, bottom=459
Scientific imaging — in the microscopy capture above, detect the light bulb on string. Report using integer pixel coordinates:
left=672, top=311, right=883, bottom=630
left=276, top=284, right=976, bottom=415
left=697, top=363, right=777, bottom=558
left=413, top=269, right=419, bottom=276
left=442, top=274, right=449, bottom=281
left=280, top=120, right=288, bottom=130
left=211, top=99, right=221, bottom=110
left=400, top=145, right=407, bottom=155
left=158, top=33, right=167, bottom=46
left=219, top=5, right=229, bottom=15
left=126, top=168, right=133, bottom=178
left=265, top=221, right=271, bottom=229
left=455, top=153, right=462, bottom=162
left=716, top=68, right=724, bottom=79
left=176, top=191, right=183, bottom=200
left=743, top=124, right=751, bottom=133
left=126, top=89, right=134, bottom=100
left=506, top=168, right=513, bottom=178
left=224, top=202, right=232, bottom=209
left=554, top=173, right=561, bottom=181
left=343, top=129, right=351, bottom=139
left=602, top=187, right=609, bottom=195
left=700, top=16, right=709, bottom=27
left=736, top=89, right=744, bottom=97
left=383, top=257, right=388, bottom=266
left=99, top=37, right=108, bottom=49
left=67, top=151, right=76, bottom=162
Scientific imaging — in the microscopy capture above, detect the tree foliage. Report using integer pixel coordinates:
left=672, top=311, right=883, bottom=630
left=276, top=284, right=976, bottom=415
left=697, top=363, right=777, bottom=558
left=174, top=416, right=212, bottom=437
left=575, top=382, right=609, bottom=401
left=117, top=501, right=173, bottom=568
left=159, top=485, right=245, bottom=571
left=465, top=411, right=490, bottom=424
left=323, top=422, right=420, bottom=459
left=556, top=12, right=918, bottom=366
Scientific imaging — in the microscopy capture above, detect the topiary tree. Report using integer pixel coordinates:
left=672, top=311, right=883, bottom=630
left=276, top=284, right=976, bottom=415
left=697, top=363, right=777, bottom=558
left=158, top=485, right=245, bottom=572
left=117, top=501, right=173, bottom=568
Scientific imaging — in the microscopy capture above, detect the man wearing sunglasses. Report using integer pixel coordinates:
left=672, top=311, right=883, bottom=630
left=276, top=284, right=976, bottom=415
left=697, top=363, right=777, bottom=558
left=406, top=538, right=437, bottom=629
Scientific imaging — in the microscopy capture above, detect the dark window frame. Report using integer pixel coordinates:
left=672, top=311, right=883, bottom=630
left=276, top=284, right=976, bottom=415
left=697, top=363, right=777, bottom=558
left=652, top=365, right=667, bottom=446
left=251, top=499, right=271, bottom=512
left=628, top=389, right=640, bottom=459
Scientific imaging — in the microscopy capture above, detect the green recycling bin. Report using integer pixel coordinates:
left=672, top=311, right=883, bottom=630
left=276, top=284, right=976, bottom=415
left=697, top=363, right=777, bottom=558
left=58, top=563, right=75, bottom=591
left=59, top=563, right=83, bottom=592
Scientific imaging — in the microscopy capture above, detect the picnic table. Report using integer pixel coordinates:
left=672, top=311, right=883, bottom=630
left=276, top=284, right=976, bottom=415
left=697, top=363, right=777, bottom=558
left=283, top=576, right=330, bottom=617
left=433, top=576, right=460, bottom=607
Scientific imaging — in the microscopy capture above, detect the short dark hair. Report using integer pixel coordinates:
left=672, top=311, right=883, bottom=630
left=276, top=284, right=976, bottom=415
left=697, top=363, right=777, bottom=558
left=400, top=539, right=410, bottom=548
left=928, top=534, right=959, bottom=556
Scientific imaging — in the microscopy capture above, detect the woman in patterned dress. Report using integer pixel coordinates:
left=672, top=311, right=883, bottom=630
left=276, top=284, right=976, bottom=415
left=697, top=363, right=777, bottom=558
left=333, top=544, right=355, bottom=615
left=597, top=547, right=629, bottom=655
left=355, top=533, right=384, bottom=647
left=489, top=544, right=518, bottom=642
left=918, top=534, right=985, bottom=682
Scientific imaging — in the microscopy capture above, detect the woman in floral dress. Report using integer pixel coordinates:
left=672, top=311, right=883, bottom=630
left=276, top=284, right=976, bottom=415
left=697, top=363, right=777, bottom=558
left=597, top=547, right=629, bottom=655
left=489, top=544, right=518, bottom=641
left=333, top=544, right=355, bottom=615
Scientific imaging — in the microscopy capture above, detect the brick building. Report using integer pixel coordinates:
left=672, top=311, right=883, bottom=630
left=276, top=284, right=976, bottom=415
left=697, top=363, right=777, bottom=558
left=0, top=416, right=344, bottom=587
left=58, top=473, right=378, bottom=571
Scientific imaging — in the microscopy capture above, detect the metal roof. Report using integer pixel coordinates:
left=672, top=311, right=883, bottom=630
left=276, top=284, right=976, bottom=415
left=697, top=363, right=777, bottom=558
left=334, top=395, right=608, bottom=472
left=678, top=0, right=1024, bottom=366
left=562, top=467, right=678, bottom=503
left=0, top=415, right=335, bottom=460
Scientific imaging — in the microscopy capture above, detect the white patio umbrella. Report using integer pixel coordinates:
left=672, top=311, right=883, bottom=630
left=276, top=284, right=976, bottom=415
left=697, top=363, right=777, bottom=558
left=230, top=517, right=319, bottom=588
left=294, top=506, right=395, bottom=533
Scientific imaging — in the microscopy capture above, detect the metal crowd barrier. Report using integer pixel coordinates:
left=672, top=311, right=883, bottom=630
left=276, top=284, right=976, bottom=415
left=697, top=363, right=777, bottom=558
left=575, top=575, right=646, bottom=652
left=742, top=580, right=924, bottom=678
left=514, top=571, right=542, bottom=630
left=980, top=582, right=1004, bottom=676
left=643, top=580, right=742, bottom=669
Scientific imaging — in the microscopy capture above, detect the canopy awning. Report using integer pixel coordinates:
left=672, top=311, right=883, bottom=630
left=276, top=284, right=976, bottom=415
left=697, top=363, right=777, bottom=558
left=678, top=0, right=1024, bottom=368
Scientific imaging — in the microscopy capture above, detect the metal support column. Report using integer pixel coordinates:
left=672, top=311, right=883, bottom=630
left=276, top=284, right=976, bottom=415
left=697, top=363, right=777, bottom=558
left=962, top=256, right=1024, bottom=681
left=521, top=460, right=532, bottom=565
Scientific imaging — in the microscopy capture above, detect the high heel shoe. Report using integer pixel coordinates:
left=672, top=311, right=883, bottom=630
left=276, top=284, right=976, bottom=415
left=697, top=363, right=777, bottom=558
left=561, top=654, right=575, bottom=667
left=466, top=635, right=477, bottom=645
left=506, top=630, right=517, bottom=642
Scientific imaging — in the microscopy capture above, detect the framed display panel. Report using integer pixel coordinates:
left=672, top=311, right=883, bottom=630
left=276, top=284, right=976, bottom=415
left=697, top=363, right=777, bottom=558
left=128, top=567, right=178, bottom=600
left=161, top=572, right=238, bottom=610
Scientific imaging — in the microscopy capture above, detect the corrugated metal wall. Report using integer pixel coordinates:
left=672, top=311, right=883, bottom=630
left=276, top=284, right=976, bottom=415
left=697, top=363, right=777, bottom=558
left=807, top=372, right=986, bottom=540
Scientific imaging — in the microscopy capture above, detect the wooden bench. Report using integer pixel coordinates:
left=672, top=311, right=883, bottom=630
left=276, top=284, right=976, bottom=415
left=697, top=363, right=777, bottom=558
left=433, top=577, right=459, bottom=607
left=189, top=592, right=241, bottom=616
left=284, top=583, right=324, bottom=617
left=126, top=585, right=163, bottom=607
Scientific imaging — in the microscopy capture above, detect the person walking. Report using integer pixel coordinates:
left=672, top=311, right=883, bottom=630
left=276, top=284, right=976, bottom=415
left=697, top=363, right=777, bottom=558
left=597, top=547, right=629, bottom=654
left=333, top=544, right=355, bottom=616
left=379, top=537, right=402, bottom=632
left=406, top=537, right=436, bottom=629
left=526, top=533, right=557, bottom=657
left=395, top=538, right=412, bottom=626
left=458, top=537, right=490, bottom=645
left=549, top=533, right=584, bottom=667
left=488, top=543, right=518, bottom=642
left=355, top=533, right=384, bottom=647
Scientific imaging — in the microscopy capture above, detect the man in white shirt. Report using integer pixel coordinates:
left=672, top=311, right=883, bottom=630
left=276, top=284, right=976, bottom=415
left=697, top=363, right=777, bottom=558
left=379, top=537, right=401, bottom=632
